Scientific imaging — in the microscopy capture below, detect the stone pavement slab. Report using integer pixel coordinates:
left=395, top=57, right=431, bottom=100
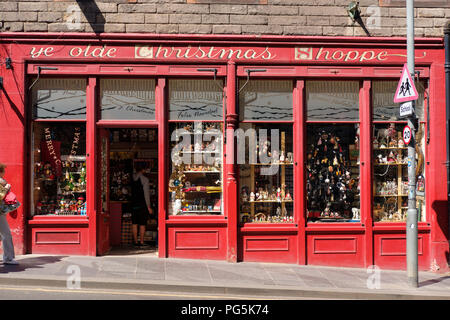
left=0, top=254, right=448, bottom=299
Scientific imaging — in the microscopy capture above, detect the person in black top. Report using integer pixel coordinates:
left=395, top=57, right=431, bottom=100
left=131, top=162, right=153, bottom=247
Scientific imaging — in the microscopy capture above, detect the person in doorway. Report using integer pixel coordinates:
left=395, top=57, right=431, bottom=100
left=131, top=162, right=153, bottom=247
left=0, top=163, right=18, bottom=265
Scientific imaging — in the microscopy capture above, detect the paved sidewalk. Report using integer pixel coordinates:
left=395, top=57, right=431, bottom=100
left=0, top=250, right=449, bottom=299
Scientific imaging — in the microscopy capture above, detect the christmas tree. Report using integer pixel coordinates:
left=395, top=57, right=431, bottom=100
left=306, top=128, right=359, bottom=220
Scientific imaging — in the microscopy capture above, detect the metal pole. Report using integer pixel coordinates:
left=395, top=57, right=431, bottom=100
left=406, top=0, right=418, bottom=288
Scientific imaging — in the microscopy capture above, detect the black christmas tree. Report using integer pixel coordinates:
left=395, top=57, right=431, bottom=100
left=306, top=129, right=358, bottom=219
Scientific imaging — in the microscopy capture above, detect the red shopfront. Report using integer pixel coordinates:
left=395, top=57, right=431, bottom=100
left=0, top=33, right=448, bottom=272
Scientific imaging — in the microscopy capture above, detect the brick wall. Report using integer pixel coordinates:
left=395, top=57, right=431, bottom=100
left=0, top=0, right=448, bottom=37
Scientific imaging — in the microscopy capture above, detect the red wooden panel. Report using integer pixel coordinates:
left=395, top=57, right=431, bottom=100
left=306, top=66, right=363, bottom=76
left=241, top=234, right=297, bottom=264
left=167, top=227, right=226, bottom=260
left=35, top=231, right=80, bottom=244
left=245, top=238, right=289, bottom=252
left=313, top=237, right=357, bottom=254
left=98, top=65, right=157, bottom=74
left=380, top=236, right=423, bottom=256
left=373, top=232, right=430, bottom=270
left=306, top=234, right=364, bottom=268
left=174, top=230, right=219, bottom=250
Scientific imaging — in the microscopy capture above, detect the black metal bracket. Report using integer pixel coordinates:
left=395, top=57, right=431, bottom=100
left=0, top=77, right=3, bottom=89
left=28, top=66, right=59, bottom=90
left=238, top=69, right=267, bottom=93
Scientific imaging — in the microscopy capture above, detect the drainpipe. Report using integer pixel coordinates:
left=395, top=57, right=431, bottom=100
left=445, top=21, right=450, bottom=264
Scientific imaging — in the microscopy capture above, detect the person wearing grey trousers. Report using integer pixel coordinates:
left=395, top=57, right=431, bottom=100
left=0, top=163, right=18, bottom=265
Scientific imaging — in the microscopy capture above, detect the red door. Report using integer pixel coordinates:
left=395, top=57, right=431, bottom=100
left=97, top=129, right=111, bottom=255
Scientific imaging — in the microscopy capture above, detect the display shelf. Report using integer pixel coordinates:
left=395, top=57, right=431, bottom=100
left=239, top=127, right=294, bottom=224
left=373, top=126, right=412, bottom=222
left=169, top=122, right=224, bottom=216
left=183, top=171, right=221, bottom=173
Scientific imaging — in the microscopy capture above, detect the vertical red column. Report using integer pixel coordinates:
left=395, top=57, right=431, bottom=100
left=295, top=80, right=306, bottom=265
left=157, top=78, right=167, bottom=258
left=86, top=77, right=97, bottom=256
left=226, top=61, right=238, bottom=262
left=360, top=80, right=373, bottom=267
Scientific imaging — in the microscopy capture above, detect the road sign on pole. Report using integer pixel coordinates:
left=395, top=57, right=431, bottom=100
left=403, top=125, right=412, bottom=145
left=394, top=63, right=419, bottom=103
left=399, top=101, right=414, bottom=118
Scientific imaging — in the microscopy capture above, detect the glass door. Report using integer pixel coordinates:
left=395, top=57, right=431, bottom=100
left=97, top=128, right=110, bottom=255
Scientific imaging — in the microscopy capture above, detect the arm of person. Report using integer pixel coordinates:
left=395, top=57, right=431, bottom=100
left=140, top=175, right=153, bottom=215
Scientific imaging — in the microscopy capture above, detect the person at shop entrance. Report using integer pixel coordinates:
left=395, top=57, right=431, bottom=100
left=131, top=162, right=153, bottom=247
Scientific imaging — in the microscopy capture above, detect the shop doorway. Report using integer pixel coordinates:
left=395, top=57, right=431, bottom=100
left=97, top=127, right=159, bottom=256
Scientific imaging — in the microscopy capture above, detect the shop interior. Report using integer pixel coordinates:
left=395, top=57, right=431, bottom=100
left=107, top=128, right=159, bottom=254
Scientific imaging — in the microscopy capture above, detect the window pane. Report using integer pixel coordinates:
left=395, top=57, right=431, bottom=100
left=306, top=124, right=360, bottom=222
left=168, top=122, right=223, bottom=216
left=306, top=81, right=359, bottom=121
left=372, top=122, right=426, bottom=222
left=31, top=78, right=86, bottom=120
left=238, top=123, right=294, bottom=223
left=169, top=79, right=223, bottom=120
left=373, top=81, right=425, bottom=121
left=239, top=80, right=293, bottom=121
left=100, top=79, right=155, bottom=120
left=32, top=123, right=86, bottom=216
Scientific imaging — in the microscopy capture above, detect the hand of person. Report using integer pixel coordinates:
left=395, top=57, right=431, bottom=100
left=148, top=207, right=154, bottom=215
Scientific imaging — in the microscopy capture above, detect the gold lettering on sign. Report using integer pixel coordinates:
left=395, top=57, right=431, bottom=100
left=135, top=45, right=275, bottom=60
left=296, top=47, right=392, bottom=62
left=30, top=47, right=55, bottom=58
left=295, top=47, right=426, bottom=62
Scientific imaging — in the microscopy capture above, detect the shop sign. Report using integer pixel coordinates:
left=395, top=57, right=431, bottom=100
left=26, top=44, right=426, bottom=63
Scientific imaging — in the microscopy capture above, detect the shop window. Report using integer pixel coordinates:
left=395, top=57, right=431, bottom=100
left=239, top=80, right=293, bottom=121
left=168, top=79, right=224, bottom=216
left=306, top=81, right=359, bottom=122
left=238, top=80, right=294, bottom=224
left=31, top=78, right=86, bottom=120
left=100, top=79, right=156, bottom=120
left=32, top=123, right=86, bottom=216
left=168, top=79, right=223, bottom=121
left=239, top=124, right=294, bottom=223
left=372, top=81, right=426, bottom=222
left=373, top=80, right=426, bottom=121
left=306, top=124, right=361, bottom=222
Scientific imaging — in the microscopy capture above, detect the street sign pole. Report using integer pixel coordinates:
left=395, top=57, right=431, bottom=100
left=406, top=0, right=418, bottom=288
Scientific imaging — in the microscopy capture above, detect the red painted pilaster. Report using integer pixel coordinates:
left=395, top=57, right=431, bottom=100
left=157, top=78, right=168, bottom=258
left=86, top=77, right=97, bottom=256
left=226, top=60, right=238, bottom=263
left=360, top=80, right=374, bottom=267
left=295, top=80, right=306, bottom=265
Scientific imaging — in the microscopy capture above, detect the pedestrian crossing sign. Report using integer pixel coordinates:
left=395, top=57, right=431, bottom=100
left=394, top=64, right=419, bottom=103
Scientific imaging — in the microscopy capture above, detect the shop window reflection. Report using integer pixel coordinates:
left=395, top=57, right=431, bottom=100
left=31, top=78, right=86, bottom=120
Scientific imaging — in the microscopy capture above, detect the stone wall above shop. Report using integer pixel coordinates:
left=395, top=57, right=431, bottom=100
left=0, top=0, right=448, bottom=37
